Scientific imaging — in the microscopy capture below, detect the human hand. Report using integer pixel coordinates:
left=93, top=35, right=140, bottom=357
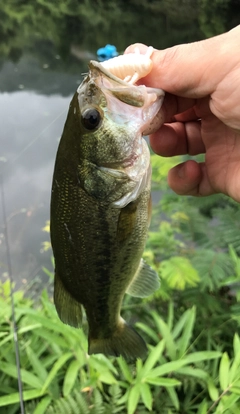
left=125, top=25, right=240, bottom=202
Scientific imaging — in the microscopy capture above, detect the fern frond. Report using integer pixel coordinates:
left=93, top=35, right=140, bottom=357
left=192, top=249, right=234, bottom=291
left=213, top=207, right=240, bottom=253
left=73, top=390, right=90, bottom=414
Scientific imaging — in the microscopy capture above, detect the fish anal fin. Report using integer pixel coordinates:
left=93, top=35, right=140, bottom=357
left=126, top=259, right=160, bottom=298
left=88, top=318, right=147, bottom=360
left=54, top=271, right=83, bottom=328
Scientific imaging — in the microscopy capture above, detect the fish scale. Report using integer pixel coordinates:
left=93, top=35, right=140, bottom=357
left=50, top=59, right=164, bottom=360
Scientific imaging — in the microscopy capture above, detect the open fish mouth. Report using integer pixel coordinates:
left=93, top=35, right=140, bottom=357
left=88, top=60, right=165, bottom=108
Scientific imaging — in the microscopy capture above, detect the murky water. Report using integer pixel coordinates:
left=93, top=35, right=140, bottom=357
left=0, top=54, right=89, bottom=286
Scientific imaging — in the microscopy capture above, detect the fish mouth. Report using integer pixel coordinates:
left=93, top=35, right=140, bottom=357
left=88, top=60, right=164, bottom=110
left=89, top=60, right=132, bottom=87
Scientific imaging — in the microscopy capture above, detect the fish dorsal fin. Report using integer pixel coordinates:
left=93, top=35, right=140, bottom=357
left=54, top=271, right=83, bottom=328
left=126, top=259, right=160, bottom=298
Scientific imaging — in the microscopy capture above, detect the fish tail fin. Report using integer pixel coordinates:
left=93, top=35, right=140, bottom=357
left=54, top=271, right=83, bottom=328
left=88, top=318, right=147, bottom=360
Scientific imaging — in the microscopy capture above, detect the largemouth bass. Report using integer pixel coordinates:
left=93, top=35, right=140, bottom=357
left=50, top=59, right=165, bottom=360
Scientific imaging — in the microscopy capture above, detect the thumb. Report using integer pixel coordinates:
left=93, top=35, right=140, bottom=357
left=125, top=26, right=240, bottom=99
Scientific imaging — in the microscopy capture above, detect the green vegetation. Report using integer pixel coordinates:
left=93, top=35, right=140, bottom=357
left=0, top=0, right=239, bottom=65
left=1, top=153, right=240, bottom=413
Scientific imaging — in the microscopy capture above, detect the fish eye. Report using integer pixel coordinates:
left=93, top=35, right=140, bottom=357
left=81, top=108, right=102, bottom=130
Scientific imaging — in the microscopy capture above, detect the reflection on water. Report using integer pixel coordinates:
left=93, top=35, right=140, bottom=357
left=0, top=56, right=89, bottom=285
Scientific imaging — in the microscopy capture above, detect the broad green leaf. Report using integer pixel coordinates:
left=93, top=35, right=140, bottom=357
left=172, top=308, right=193, bottom=339
left=26, top=345, right=48, bottom=383
left=140, top=340, right=165, bottom=378
left=33, top=396, right=52, bottom=414
left=136, top=322, right=159, bottom=343
left=41, top=352, right=73, bottom=393
left=91, top=354, right=118, bottom=375
left=0, top=361, right=43, bottom=388
left=176, top=367, right=208, bottom=381
left=208, top=378, right=219, bottom=401
left=32, top=328, right=68, bottom=349
left=128, top=385, right=141, bottom=414
left=63, top=359, right=80, bottom=397
left=117, top=357, right=133, bottom=383
left=98, top=370, right=117, bottom=385
left=136, top=357, right=142, bottom=371
left=167, top=301, right=174, bottom=331
left=230, top=387, right=240, bottom=395
left=166, top=386, right=179, bottom=410
left=147, top=359, right=188, bottom=378
left=219, top=352, right=230, bottom=391
left=140, top=383, right=152, bottom=411
left=0, top=324, right=41, bottom=347
left=89, top=355, right=118, bottom=375
left=233, top=333, right=240, bottom=357
left=0, top=389, right=45, bottom=407
left=146, top=377, right=181, bottom=387
left=229, top=350, right=240, bottom=382
left=177, top=307, right=196, bottom=357
left=219, top=392, right=240, bottom=410
left=154, top=318, right=176, bottom=360
left=197, top=399, right=208, bottom=414
left=19, top=309, right=71, bottom=336
left=184, top=351, right=221, bottom=364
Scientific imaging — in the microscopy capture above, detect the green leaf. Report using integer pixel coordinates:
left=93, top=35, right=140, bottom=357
left=26, top=345, right=48, bottom=383
left=219, top=352, right=230, bottom=391
left=0, top=324, right=41, bottom=347
left=63, top=359, right=80, bottom=397
left=176, top=367, right=208, bottom=381
left=117, top=357, right=133, bottom=383
left=0, top=361, right=43, bottom=388
left=197, top=399, right=208, bottom=414
left=146, top=377, right=181, bottom=387
left=230, top=387, right=240, bottom=395
left=152, top=316, right=176, bottom=360
left=140, top=383, right=152, bottom=411
left=0, top=389, right=45, bottom=407
left=135, top=322, right=159, bottom=343
left=184, top=351, right=221, bottom=364
left=41, top=352, right=73, bottom=393
left=33, top=396, right=52, bottom=414
left=208, top=378, right=219, bottom=401
left=229, top=351, right=240, bottom=382
left=98, top=370, right=117, bottom=385
left=140, top=340, right=165, bottom=378
left=172, top=308, right=193, bottom=339
left=177, top=307, right=196, bottom=357
left=166, top=386, right=179, bottom=410
left=234, top=334, right=240, bottom=357
left=147, top=359, right=188, bottom=378
left=128, top=385, right=141, bottom=414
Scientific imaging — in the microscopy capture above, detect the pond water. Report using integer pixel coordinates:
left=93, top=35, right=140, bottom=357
left=0, top=53, right=91, bottom=286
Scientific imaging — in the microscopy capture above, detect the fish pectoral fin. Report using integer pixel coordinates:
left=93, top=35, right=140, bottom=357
left=54, top=271, right=83, bottom=328
left=88, top=318, right=147, bottom=360
left=126, top=259, right=160, bottom=298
